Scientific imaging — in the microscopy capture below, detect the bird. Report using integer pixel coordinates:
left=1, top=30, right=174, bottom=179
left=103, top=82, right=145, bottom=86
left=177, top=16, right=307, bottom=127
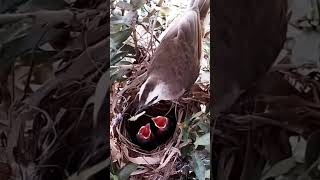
left=212, top=0, right=288, bottom=113
left=151, top=116, right=170, bottom=136
left=137, top=0, right=210, bottom=111
left=135, top=123, right=154, bottom=145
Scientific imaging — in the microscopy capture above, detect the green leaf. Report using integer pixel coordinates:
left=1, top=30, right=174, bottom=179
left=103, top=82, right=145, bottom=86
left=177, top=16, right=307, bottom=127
left=110, top=28, right=132, bottom=49
left=118, top=163, right=138, bottom=180
left=111, top=173, right=119, bottom=180
left=194, top=133, right=210, bottom=149
left=93, top=70, right=109, bottom=127
left=197, top=121, right=210, bottom=133
left=110, top=51, right=128, bottom=66
left=110, top=64, right=132, bottom=82
left=261, top=158, right=297, bottom=180
left=192, top=152, right=206, bottom=180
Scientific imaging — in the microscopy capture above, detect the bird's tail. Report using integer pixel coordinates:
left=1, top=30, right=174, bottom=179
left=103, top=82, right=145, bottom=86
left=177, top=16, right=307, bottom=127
left=190, top=0, right=210, bottom=21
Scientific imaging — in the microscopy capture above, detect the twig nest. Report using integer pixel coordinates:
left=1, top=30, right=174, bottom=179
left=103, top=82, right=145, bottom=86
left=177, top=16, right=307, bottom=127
left=111, top=87, right=186, bottom=178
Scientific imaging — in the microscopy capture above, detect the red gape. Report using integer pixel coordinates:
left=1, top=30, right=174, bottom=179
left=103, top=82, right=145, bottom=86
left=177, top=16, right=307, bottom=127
left=152, top=116, right=170, bottom=137
left=139, top=123, right=151, bottom=139
left=136, top=123, right=153, bottom=144
left=152, top=116, right=168, bottom=129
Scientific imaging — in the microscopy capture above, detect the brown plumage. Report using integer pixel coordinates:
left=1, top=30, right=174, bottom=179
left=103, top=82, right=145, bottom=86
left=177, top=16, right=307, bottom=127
left=138, top=0, right=210, bottom=110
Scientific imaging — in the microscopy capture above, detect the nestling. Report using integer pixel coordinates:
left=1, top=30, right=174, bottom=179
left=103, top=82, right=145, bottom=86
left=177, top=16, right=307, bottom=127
left=152, top=116, right=170, bottom=136
left=136, top=123, right=153, bottom=145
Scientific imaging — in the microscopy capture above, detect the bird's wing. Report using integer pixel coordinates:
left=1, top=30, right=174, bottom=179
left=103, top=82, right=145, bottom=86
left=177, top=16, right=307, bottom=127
left=150, top=9, right=201, bottom=70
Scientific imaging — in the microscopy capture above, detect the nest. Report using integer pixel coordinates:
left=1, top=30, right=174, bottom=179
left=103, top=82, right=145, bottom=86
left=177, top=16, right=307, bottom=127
left=111, top=82, right=185, bottom=179
left=110, top=67, right=209, bottom=179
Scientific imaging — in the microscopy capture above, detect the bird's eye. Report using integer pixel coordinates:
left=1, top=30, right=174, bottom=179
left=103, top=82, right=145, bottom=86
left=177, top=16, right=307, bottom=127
left=151, top=96, right=158, bottom=102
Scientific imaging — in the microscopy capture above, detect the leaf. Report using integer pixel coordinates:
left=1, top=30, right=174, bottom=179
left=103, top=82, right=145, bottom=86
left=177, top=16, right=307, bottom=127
left=290, top=0, right=312, bottom=21
left=118, top=163, right=138, bottom=180
left=130, top=0, right=146, bottom=10
left=0, top=21, right=31, bottom=44
left=291, top=31, right=320, bottom=67
left=110, top=51, right=128, bottom=66
left=194, top=133, right=210, bottom=149
left=197, top=121, right=210, bottom=133
left=289, top=136, right=307, bottom=163
left=192, top=152, right=206, bottom=180
left=93, top=70, right=109, bottom=127
left=18, top=49, right=58, bottom=65
left=205, top=169, right=210, bottom=179
left=110, top=67, right=130, bottom=82
left=0, top=26, right=68, bottom=64
left=116, top=1, right=133, bottom=11
left=305, top=130, right=320, bottom=168
left=110, top=28, right=132, bottom=49
left=0, top=0, right=25, bottom=13
left=261, top=158, right=297, bottom=180
left=128, top=111, right=145, bottom=121
left=110, top=13, right=135, bottom=27
left=159, top=7, right=171, bottom=17
left=111, top=173, right=119, bottom=180
left=191, top=111, right=204, bottom=120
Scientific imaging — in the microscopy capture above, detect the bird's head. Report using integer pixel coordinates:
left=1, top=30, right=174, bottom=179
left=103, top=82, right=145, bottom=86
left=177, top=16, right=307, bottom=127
left=137, top=76, right=171, bottom=111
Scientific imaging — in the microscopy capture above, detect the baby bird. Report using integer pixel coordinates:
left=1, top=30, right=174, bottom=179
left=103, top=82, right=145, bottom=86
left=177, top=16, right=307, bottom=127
left=136, top=123, right=153, bottom=145
left=151, top=116, right=171, bottom=137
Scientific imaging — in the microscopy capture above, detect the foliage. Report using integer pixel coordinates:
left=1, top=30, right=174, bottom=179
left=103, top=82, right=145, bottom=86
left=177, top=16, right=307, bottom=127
left=110, top=0, right=210, bottom=179
left=0, top=0, right=109, bottom=179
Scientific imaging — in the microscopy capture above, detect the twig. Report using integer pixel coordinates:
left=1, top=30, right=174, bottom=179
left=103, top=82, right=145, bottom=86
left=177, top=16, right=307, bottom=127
left=131, top=12, right=140, bottom=60
left=138, top=23, right=160, bottom=43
